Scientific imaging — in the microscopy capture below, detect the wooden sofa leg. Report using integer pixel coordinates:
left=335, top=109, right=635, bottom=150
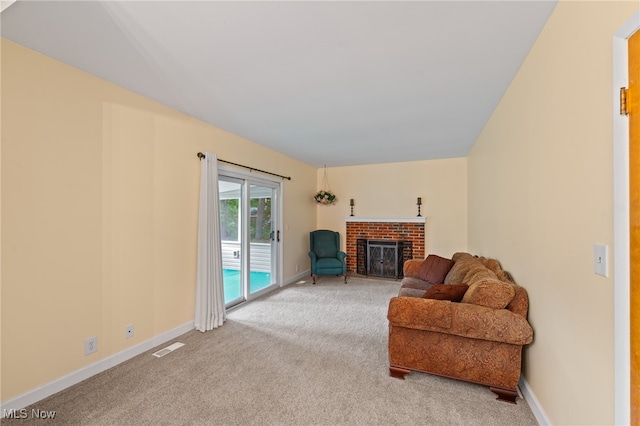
left=343, top=274, right=347, bottom=283
left=389, top=366, right=411, bottom=380
left=489, top=387, right=518, bottom=404
left=312, top=275, right=316, bottom=284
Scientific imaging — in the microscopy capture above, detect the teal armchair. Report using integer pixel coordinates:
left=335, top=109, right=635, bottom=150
left=309, top=230, right=347, bottom=284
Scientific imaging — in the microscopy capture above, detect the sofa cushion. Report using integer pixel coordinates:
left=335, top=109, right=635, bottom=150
left=418, top=254, right=454, bottom=284
left=423, top=284, right=469, bottom=302
left=398, top=287, right=430, bottom=298
left=463, top=263, right=498, bottom=285
left=461, top=279, right=516, bottom=309
left=451, top=252, right=474, bottom=262
left=443, top=254, right=476, bottom=284
left=403, top=259, right=424, bottom=278
left=506, top=284, right=529, bottom=318
left=401, top=277, right=434, bottom=291
left=479, top=257, right=515, bottom=283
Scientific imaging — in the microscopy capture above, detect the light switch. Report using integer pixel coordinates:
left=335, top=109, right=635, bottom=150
left=594, top=244, right=608, bottom=277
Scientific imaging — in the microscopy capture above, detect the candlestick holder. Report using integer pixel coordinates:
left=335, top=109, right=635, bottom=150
left=350, top=199, right=355, bottom=216
left=417, top=197, right=422, bottom=217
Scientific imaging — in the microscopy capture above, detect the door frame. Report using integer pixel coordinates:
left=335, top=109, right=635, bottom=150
left=613, top=11, right=640, bottom=426
left=218, top=165, right=284, bottom=302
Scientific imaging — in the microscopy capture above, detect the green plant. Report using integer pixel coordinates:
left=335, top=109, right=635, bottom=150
left=314, top=190, right=337, bottom=205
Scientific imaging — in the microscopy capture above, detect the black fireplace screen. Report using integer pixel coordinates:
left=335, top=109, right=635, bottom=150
left=356, top=239, right=412, bottom=279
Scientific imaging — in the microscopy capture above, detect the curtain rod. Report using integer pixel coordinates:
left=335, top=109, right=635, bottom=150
left=197, top=152, right=292, bottom=181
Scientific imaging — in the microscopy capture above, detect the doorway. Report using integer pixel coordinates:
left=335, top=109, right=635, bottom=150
left=614, top=11, right=640, bottom=425
left=629, top=25, right=639, bottom=426
left=218, top=172, right=281, bottom=308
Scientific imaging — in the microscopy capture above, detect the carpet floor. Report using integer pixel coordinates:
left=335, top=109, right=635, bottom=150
left=3, top=276, right=538, bottom=425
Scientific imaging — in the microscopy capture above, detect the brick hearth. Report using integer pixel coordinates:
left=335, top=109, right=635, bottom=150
left=345, top=217, right=425, bottom=273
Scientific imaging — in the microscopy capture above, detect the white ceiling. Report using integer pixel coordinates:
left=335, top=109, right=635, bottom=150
left=1, top=1, right=557, bottom=168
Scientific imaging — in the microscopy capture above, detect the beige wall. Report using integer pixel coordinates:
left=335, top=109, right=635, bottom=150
left=0, top=39, right=317, bottom=401
left=467, top=1, right=639, bottom=425
left=316, top=159, right=467, bottom=258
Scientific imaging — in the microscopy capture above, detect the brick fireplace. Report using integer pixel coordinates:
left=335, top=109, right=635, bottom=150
left=345, top=217, right=425, bottom=274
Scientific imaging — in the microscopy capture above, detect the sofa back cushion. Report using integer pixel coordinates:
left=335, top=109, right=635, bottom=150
left=444, top=253, right=501, bottom=286
left=478, top=257, right=515, bottom=283
left=418, top=254, right=454, bottom=284
left=443, top=253, right=476, bottom=284
left=432, top=252, right=527, bottom=314
left=461, top=279, right=516, bottom=309
left=506, top=284, right=529, bottom=317
left=463, top=263, right=498, bottom=284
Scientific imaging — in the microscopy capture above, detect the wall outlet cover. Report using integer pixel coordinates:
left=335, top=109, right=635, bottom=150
left=594, top=244, right=608, bottom=277
left=84, top=337, right=98, bottom=356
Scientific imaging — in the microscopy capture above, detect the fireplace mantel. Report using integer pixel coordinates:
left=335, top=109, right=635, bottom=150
left=345, top=216, right=426, bottom=223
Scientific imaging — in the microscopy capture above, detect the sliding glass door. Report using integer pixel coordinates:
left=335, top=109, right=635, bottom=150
left=218, top=174, right=279, bottom=308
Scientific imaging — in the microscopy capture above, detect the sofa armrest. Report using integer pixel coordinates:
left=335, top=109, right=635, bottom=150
left=403, top=259, right=424, bottom=279
left=388, top=296, right=533, bottom=345
left=387, top=296, right=452, bottom=329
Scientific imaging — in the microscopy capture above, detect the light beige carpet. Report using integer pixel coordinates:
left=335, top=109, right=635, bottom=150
left=3, top=276, right=538, bottom=425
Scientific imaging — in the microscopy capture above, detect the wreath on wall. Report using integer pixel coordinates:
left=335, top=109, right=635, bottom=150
left=314, top=166, right=338, bottom=205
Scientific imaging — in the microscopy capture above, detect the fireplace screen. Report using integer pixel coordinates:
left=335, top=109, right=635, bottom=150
left=356, top=239, right=412, bottom=279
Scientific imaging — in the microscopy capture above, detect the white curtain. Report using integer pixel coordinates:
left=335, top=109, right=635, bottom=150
left=195, top=152, right=226, bottom=332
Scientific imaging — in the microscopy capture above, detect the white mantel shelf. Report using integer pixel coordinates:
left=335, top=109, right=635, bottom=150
left=345, top=216, right=426, bottom=223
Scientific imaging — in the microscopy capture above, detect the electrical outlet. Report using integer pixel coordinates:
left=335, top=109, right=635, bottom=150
left=84, top=337, right=98, bottom=356
left=125, top=324, right=134, bottom=339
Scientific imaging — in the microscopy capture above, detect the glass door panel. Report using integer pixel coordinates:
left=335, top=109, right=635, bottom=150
left=219, top=177, right=244, bottom=306
left=249, top=184, right=276, bottom=294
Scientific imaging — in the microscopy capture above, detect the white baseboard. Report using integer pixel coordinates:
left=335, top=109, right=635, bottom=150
left=1, top=321, right=194, bottom=416
left=283, top=269, right=311, bottom=286
left=519, top=375, right=551, bottom=425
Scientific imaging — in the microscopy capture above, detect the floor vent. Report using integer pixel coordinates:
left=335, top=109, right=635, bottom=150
left=152, top=342, right=185, bottom=358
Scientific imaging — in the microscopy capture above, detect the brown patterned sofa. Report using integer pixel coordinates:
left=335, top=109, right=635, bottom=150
left=387, top=252, right=533, bottom=403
